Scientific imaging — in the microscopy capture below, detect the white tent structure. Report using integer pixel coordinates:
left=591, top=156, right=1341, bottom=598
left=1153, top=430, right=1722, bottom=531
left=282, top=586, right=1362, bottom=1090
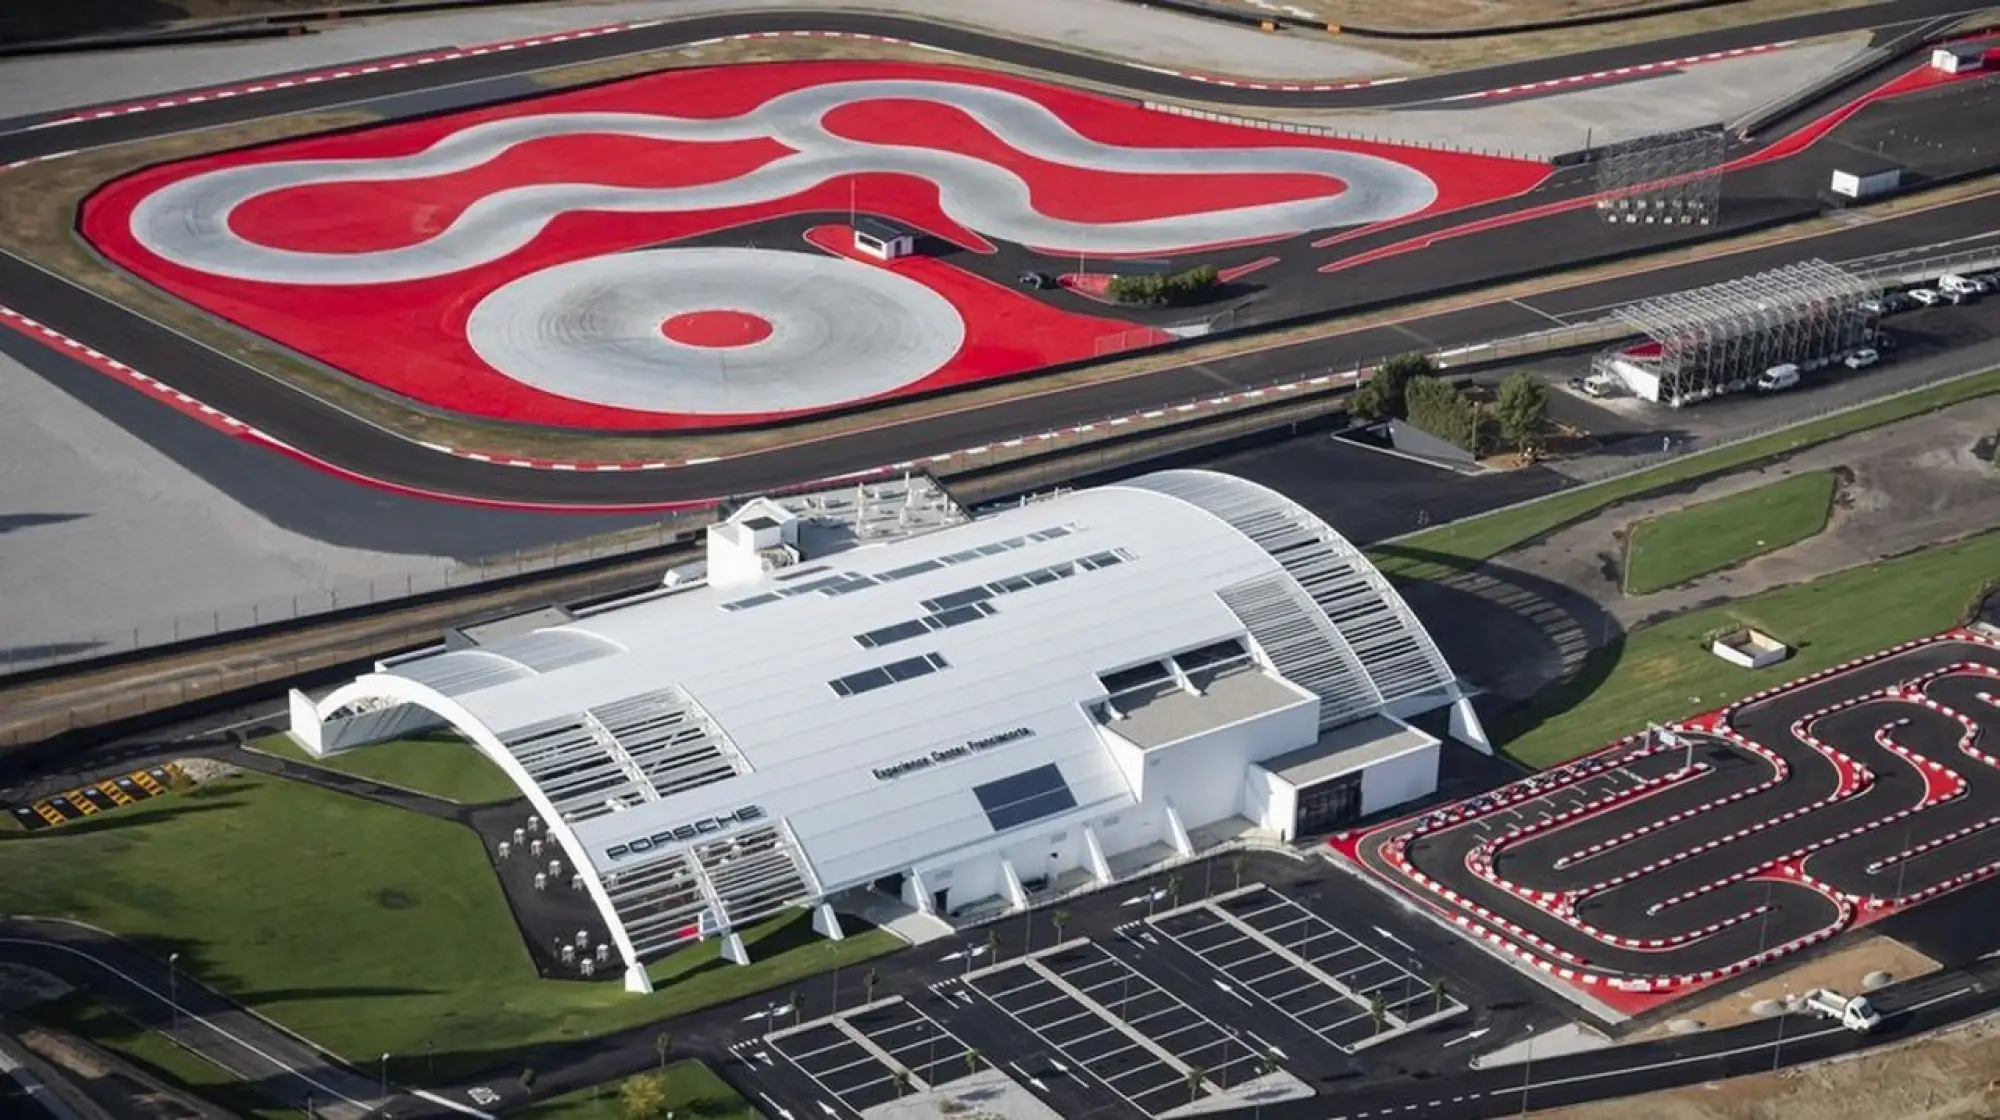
left=291, top=470, right=1484, bottom=993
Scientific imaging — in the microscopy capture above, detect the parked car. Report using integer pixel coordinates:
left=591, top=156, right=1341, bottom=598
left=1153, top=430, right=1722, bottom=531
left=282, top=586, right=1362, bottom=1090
left=1872, top=329, right=1899, bottom=350
left=1907, top=287, right=1944, bottom=307
left=1844, top=347, right=1880, bottom=370
left=1944, top=288, right=1975, bottom=305
left=1755, top=363, right=1801, bottom=392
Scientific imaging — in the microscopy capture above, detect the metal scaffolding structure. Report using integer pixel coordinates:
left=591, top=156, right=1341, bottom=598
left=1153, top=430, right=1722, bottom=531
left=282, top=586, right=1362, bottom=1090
left=1602, top=259, right=1879, bottom=404
left=1594, top=124, right=1727, bottom=226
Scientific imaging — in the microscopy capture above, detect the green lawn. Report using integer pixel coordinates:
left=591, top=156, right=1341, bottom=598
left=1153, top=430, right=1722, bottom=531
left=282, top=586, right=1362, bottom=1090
left=1369, top=367, right=2000, bottom=580
left=254, top=731, right=523, bottom=804
left=1498, top=530, right=2000, bottom=768
left=28, top=995, right=292, bottom=1120
left=1622, top=469, right=1838, bottom=595
left=0, top=775, right=898, bottom=1083
left=519, top=1061, right=757, bottom=1120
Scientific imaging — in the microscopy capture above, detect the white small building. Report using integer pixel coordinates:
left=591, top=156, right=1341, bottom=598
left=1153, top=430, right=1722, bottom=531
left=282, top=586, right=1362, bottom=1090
left=289, top=471, right=1484, bottom=993
left=1829, top=163, right=1902, bottom=202
left=852, top=217, right=916, bottom=261
left=1931, top=44, right=1986, bottom=74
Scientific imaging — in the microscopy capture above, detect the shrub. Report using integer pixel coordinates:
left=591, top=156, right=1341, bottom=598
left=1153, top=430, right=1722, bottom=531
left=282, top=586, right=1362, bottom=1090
left=1494, top=371, right=1549, bottom=451
left=1350, top=352, right=1432, bottom=422
left=1106, top=265, right=1220, bottom=306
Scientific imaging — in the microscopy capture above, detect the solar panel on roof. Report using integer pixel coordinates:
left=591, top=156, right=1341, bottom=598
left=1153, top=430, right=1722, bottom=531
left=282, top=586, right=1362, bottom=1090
left=973, top=764, right=1078, bottom=832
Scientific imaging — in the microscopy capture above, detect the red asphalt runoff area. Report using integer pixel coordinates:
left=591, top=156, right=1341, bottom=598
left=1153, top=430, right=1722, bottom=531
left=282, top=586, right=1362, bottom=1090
left=1330, top=629, right=2000, bottom=1017
left=78, top=60, right=1546, bottom=432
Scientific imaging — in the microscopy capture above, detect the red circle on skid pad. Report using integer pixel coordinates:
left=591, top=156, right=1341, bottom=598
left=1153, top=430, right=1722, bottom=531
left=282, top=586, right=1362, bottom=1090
left=660, top=309, right=774, bottom=348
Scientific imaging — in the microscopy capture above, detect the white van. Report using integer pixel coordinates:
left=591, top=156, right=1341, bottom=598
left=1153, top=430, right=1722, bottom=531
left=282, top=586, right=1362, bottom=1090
left=1938, top=274, right=1986, bottom=296
left=1755, top=364, right=1801, bottom=392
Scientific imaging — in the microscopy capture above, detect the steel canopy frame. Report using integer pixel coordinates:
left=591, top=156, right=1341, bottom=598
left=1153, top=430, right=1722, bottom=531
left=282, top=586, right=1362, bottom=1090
left=1609, top=259, right=1879, bottom=404
left=1594, top=124, right=1726, bottom=227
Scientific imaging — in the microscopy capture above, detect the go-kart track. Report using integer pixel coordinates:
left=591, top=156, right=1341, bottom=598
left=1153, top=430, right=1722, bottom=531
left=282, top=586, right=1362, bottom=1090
left=1334, top=630, right=2000, bottom=1017
left=79, top=60, right=1547, bottom=430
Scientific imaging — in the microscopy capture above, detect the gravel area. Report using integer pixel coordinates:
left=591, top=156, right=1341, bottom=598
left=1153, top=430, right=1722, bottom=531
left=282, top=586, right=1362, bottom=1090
left=0, top=0, right=1404, bottom=122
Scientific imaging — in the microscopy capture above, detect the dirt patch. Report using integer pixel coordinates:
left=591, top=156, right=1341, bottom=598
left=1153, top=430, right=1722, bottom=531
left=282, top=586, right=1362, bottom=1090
left=525, top=31, right=977, bottom=90
left=1538, top=1007, right=2000, bottom=1120
left=1632, top=936, right=1939, bottom=1038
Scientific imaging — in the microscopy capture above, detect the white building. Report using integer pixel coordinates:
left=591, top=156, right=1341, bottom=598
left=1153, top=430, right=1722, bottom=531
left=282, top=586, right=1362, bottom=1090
left=290, top=470, right=1484, bottom=993
left=852, top=217, right=916, bottom=260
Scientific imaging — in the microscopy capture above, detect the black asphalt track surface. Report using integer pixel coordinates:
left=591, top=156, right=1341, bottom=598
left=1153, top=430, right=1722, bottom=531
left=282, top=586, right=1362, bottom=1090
left=0, top=0, right=1993, bottom=516
left=1354, top=637, right=2000, bottom=984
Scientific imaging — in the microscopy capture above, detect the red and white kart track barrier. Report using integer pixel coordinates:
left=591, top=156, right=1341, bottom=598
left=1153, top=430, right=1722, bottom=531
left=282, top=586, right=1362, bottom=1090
left=1331, top=628, right=2000, bottom=1016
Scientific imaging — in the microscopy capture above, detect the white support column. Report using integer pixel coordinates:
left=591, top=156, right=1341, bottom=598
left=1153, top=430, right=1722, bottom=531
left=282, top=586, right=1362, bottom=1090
left=287, top=689, right=324, bottom=755
left=813, top=901, right=846, bottom=942
left=1450, top=695, right=1492, bottom=755
left=624, top=962, right=655, bottom=994
left=999, top=858, right=1029, bottom=912
left=1081, top=824, right=1114, bottom=884
left=904, top=867, right=935, bottom=915
left=1162, top=799, right=1195, bottom=858
left=720, top=931, right=751, bottom=966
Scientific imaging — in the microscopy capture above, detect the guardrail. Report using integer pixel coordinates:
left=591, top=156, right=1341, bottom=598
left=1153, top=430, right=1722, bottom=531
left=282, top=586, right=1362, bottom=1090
left=1844, top=244, right=2000, bottom=287
left=1141, top=101, right=1541, bottom=162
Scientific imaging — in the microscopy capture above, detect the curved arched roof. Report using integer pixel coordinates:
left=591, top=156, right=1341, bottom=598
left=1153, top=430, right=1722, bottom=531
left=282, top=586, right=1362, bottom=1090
left=295, top=469, right=1463, bottom=987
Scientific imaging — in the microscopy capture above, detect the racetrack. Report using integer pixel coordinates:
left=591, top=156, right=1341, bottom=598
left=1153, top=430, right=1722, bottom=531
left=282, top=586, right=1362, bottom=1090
left=1337, top=630, right=2000, bottom=1016
left=0, top=0, right=1993, bottom=509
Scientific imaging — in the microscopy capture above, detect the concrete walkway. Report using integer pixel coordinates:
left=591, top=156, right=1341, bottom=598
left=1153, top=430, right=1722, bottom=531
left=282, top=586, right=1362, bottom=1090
left=0, top=0, right=1402, bottom=122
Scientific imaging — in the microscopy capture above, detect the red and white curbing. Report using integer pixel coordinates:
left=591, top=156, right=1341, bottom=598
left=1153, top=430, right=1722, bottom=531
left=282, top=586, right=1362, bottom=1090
left=1554, top=738, right=1789, bottom=871
left=1467, top=762, right=1711, bottom=906
left=1867, top=815, right=2000, bottom=877
left=0, top=306, right=256, bottom=439
left=1442, top=42, right=1791, bottom=101
left=1874, top=718, right=1969, bottom=806
left=1723, top=633, right=1962, bottom=719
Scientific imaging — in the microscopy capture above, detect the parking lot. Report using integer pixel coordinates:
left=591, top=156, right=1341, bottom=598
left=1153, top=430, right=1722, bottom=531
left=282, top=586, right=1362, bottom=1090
left=1143, top=885, right=1466, bottom=1052
left=756, top=997, right=978, bottom=1114
left=967, top=940, right=1269, bottom=1117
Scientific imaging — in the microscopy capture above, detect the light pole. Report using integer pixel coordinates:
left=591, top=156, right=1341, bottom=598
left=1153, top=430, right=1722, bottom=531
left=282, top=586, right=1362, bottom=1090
left=379, top=1052, right=390, bottom=1098
left=167, top=953, right=180, bottom=1032
left=1771, top=991, right=1792, bottom=1072
left=1518, top=1034, right=1533, bottom=1118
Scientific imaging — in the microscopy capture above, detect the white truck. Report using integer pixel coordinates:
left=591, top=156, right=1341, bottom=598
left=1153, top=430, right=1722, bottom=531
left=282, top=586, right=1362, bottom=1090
left=1801, top=988, right=1881, bottom=1033
left=1938, top=273, right=1990, bottom=297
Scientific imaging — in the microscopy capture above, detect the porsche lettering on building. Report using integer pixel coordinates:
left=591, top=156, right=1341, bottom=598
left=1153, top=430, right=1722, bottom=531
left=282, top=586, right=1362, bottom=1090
left=604, top=805, right=766, bottom=861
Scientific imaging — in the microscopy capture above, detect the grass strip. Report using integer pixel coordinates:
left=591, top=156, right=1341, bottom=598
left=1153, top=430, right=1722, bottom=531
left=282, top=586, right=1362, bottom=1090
left=0, top=775, right=897, bottom=1081
left=253, top=731, right=523, bottom=805
left=1369, top=367, right=2000, bottom=581
left=517, top=1060, right=758, bottom=1119
left=1622, top=468, right=1838, bottom=595
left=1498, top=530, right=2000, bottom=768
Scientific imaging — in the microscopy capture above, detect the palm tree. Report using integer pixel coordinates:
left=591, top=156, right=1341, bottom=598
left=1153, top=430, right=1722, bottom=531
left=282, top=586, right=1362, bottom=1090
left=1369, top=994, right=1389, bottom=1036
left=863, top=966, right=881, bottom=1006
left=1431, top=978, right=1448, bottom=1016
left=1051, top=908, right=1071, bottom=944
left=653, top=1031, right=671, bottom=1071
left=891, top=1069, right=912, bottom=1099
left=965, top=1048, right=983, bottom=1077
left=1231, top=854, right=1246, bottom=890
left=1166, top=871, right=1184, bottom=907
left=788, top=990, right=805, bottom=1027
left=1253, top=1050, right=1281, bottom=1120
left=984, top=929, right=999, bottom=959
left=1184, top=1065, right=1206, bottom=1104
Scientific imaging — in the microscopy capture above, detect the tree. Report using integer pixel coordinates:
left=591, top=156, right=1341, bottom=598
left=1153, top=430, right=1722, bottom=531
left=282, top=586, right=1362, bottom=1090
left=1369, top=994, right=1389, bottom=1036
left=1185, top=1065, right=1207, bottom=1104
left=654, top=1031, right=672, bottom=1071
left=1166, top=871, right=1184, bottom=906
left=1051, top=908, right=1071, bottom=943
left=1404, top=374, right=1484, bottom=455
left=788, top=990, right=805, bottom=1027
left=863, top=967, right=881, bottom=1006
left=1351, top=352, right=1433, bottom=421
left=1431, top=978, right=1449, bottom=1016
left=1230, top=854, right=1246, bottom=890
left=1493, top=370, right=1548, bottom=452
left=891, top=1069, right=913, bottom=1098
left=965, top=1048, right=983, bottom=1077
left=619, top=1072, right=672, bottom=1120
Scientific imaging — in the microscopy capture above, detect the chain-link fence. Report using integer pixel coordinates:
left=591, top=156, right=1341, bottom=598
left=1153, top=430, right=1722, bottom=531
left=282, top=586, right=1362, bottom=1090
left=1140, top=100, right=1543, bottom=163
left=1, top=516, right=704, bottom=680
